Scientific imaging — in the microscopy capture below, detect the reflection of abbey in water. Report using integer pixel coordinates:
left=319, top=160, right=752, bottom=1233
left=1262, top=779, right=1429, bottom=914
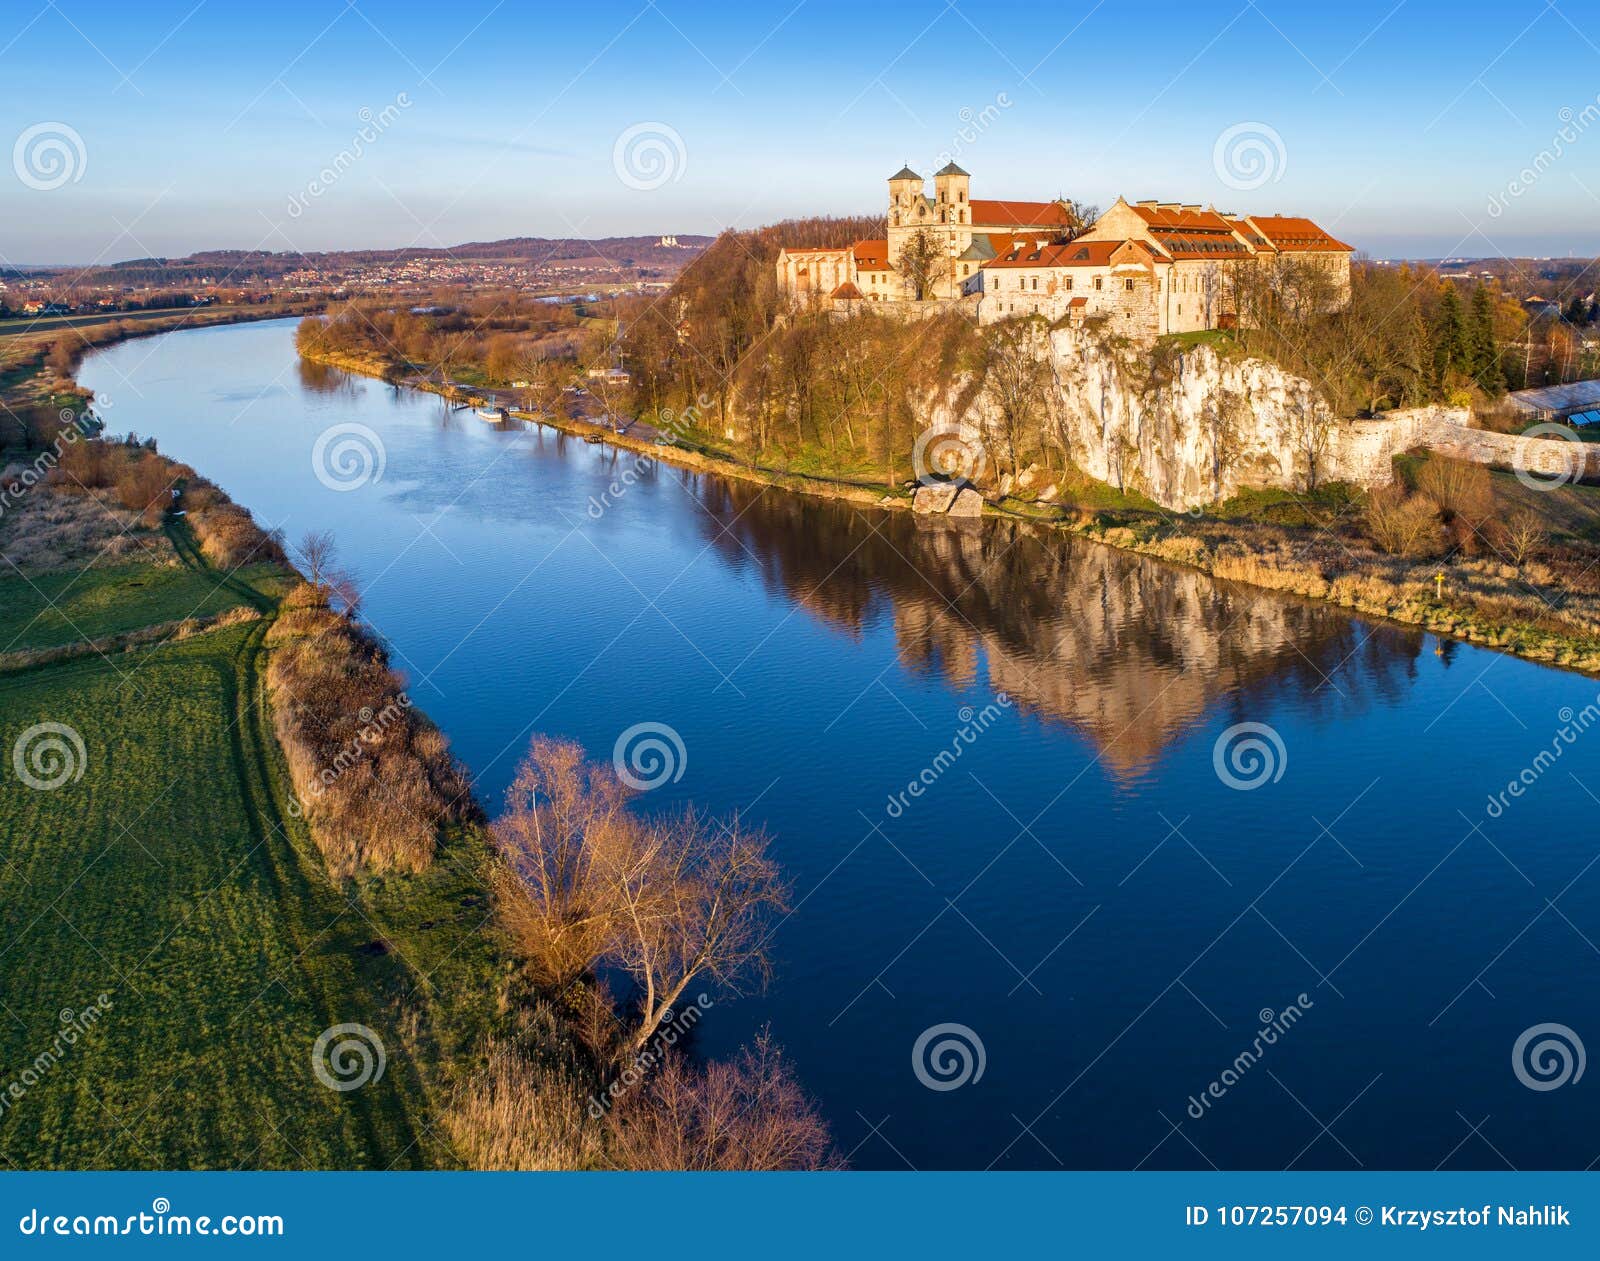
left=690, top=477, right=1421, bottom=776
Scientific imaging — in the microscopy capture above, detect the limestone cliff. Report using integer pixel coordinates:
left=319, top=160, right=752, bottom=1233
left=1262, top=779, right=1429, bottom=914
left=925, top=327, right=1351, bottom=510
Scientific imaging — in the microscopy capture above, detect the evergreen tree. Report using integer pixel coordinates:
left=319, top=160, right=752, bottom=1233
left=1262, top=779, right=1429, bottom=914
left=1467, top=284, right=1503, bottom=392
left=1432, top=286, right=1467, bottom=383
left=1565, top=295, right=1588, bottom=326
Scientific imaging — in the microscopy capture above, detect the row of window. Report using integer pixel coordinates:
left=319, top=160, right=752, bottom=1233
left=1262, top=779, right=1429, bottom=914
left=993, top=274, right=1137, bottom=293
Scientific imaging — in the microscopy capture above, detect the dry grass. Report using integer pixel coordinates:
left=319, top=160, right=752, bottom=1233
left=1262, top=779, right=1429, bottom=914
left=443, top=1035, right=604, bottom=1171
left=1, top=460, right=173, bottom=571
left=265, top=587, right=475, bottom=879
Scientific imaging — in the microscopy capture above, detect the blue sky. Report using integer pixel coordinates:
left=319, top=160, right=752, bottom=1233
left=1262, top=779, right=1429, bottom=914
left=2, top=0, right=1598, bottom=264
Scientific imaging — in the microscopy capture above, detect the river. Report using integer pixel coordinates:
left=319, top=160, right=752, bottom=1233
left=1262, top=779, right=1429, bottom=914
left=80, top=317, right=1600, bottom=1170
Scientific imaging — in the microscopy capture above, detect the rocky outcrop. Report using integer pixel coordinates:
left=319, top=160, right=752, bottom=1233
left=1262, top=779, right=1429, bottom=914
left=921, top=328, right=1594, bottom=511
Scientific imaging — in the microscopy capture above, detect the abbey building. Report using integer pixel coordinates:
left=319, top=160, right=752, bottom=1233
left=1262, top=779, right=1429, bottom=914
left=775, top=162, right=1354, bottom=339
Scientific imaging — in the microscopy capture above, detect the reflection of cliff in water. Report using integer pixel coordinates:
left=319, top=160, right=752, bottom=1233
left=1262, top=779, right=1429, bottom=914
left=688, top=475, right=1422, bottom=777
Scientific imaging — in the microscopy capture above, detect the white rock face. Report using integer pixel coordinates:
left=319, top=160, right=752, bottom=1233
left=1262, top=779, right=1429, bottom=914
left=918, top=327, right=1465, bottom=511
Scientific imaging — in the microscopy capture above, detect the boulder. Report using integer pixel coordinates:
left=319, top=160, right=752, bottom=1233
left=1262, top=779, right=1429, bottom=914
left=912, top=484, right=960, bottom=514
left=947, top=486, right=984, bottom=517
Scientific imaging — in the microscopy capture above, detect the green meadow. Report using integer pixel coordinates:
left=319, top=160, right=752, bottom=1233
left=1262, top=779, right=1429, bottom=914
left=0, top=515, right=502, bottom=1169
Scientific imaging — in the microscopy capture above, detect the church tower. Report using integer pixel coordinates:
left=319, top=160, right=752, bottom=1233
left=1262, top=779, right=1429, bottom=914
left=887, top=164, right=922, bottom=229
left=933, top=161, right=970, bottom=225
left=932, top=160, right=972, bottom=264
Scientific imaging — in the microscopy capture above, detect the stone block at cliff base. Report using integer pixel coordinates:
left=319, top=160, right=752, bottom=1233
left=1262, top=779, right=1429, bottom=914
left=912, top=484, right=960, bottom=513
left=948, top=487, right=984, bottom=517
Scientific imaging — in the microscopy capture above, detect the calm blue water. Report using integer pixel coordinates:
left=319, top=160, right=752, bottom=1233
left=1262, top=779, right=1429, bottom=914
left=82, top=319, right=1600, bottom=1170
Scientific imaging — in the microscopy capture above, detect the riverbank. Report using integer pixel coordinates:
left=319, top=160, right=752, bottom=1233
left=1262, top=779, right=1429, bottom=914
left=304, top=346, right=1600, bottom=678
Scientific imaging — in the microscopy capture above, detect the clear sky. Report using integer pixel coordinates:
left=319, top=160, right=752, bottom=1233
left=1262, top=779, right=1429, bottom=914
left=2, top=0, right=1598, bottom=265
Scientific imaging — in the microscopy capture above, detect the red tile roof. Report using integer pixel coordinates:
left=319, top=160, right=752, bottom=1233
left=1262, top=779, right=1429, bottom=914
left=852, top=239, right=891, bottom=269
left=969, top=198, right=1070, bottom=228
left=1129, top=204, right=1236, bottom=233
left=830, top=281, right=863, bottom=299
left=986, top=238, right=1135, bottom=268
left=1245, top=215, right=1354, bottom=252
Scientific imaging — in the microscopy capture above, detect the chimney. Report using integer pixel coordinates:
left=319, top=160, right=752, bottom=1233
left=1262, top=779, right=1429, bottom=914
left=1136, top=199, right=1158, bottom=208
left=1181, top=204, right=1201, bottom=213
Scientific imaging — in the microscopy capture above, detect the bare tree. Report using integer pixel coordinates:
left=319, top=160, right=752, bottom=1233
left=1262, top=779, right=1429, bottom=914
left=490, top=737, right=637, bottom=989
left=898, top=229, right=951, bottom=301
left=295, top=529, right=361, bottom=611
left=1288, top=393, right=1333, bottom=492
left=491, top=738, right=789, bottom=1054
left=605, top=807, right=788, bottom=1053
left=512, top=354, right=565, bottom=417
left=1061, top=200, right=1101, bottom=243
left=606, top=1030, right=840, bottom=1170
left=1500, top=510, right=1546, bottom=570
left=982, top=322, right=1052, bottom=478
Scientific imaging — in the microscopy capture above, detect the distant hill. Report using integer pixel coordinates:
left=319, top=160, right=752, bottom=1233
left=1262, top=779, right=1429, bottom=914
left=33, top=235, right=714, bottom=286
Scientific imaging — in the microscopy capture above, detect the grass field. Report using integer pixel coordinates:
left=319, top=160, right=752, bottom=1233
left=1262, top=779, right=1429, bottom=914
left=0, top=562, right=289, bottom=653
left=0, top=508, right=504, bottom=1169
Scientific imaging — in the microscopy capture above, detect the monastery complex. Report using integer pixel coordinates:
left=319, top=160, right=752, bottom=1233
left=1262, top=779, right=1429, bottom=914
left=775, top=162, right=1355, bottom=339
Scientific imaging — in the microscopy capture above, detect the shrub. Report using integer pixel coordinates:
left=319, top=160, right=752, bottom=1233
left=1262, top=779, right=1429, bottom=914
left=115, top=453, right=176, bottom=525
left=51, top=437, right=112, bottom=489
left=605, top=1032, right=839, bottom=1171
left=1363, top=485, right=1444, bottom=557
left=1416, top=456, right=1493, bottom=530
left=265, top=605, right=475, bottom=879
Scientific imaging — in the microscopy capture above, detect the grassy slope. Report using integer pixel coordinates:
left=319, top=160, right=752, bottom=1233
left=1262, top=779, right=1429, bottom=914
left=0, top=517, right=503, bottom=1169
